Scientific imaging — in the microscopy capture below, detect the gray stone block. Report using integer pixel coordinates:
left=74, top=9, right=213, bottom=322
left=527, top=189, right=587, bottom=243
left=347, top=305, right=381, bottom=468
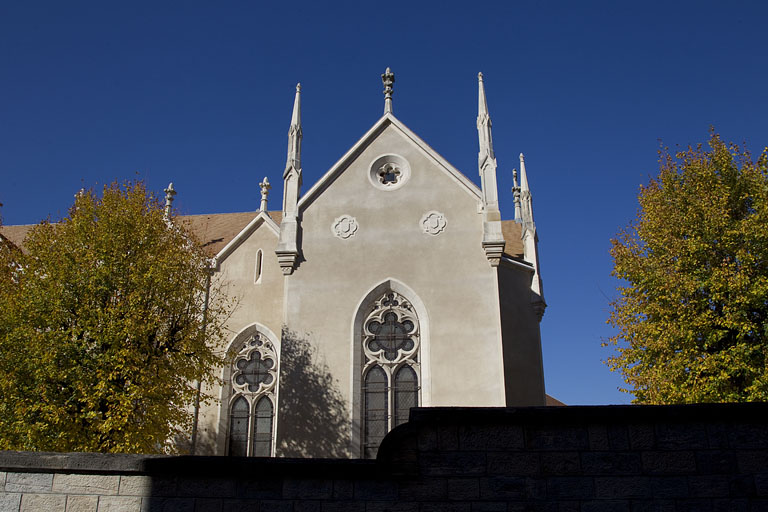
left=53, top=474, right=119, bottom=495
left=445, top=478, right=479, bottom=500
left=282, top=478, right=332, bottom=499
left=397, top=478, right=447, bottom=501
left=628, top=424, right=655, bottom=449
left=66, top=495, right=98, bottom=512
left=587, top=424, right=609, bottom=450
left=97, top=496, right=142, bottom=512
left=175, top=478, right=235, bottom=498
left=546, top=476, right=595, bottom=499
left=468, top=502, right=506, bottom=512
left=364, top=500, right=418, bottom=512
left=649, top=476, right=689, bottom=498
left=736, top=449, right=768, bottom=473
left=257, top=500, right=293, bottom=512
left=654, top=423, right=708, bottom=450
left=580, top=451, right=641, bottom=475
left=140, top=497, right=194, bottom=512
left=219, top=499, right=258, bottom=512
left=419, top=451, right=486, bottom=476
left=353, top=479, right=396, bottom=500
left=687, top=475, right=730, bottom=498
left=5, top=472, right=53, bottom=493
left=486, top=452, right=539, bottom=476
left=0, top=493, right=21, bottom=512
left=607, top=425, right=630, bottom=450
left=20, top=493, right=66, bottom=511
left=695, top=451, right=737, bottom=474
left=540, top=452, right=581, bottom=475
left=332, top=479, right=353, bottom=500
left=580, top=502, right=630, bottom=512
left=318, top=501, right=365, bottom=512
left=478, top=476, right=527, bottom=499
left=191, top=498, right=222, bottom=512
left=418, top=503, right=469, bottom=512
left=525, top=426, right=589, bottom=451
left=641, top=450, right=696, bottom=474
left=594, top=476, right=650, bottom=499
left=118, top=476, right=151, bottom=496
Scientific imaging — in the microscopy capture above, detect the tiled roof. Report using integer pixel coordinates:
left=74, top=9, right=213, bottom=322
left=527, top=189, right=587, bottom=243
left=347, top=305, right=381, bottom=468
left=179, top=211, right=282, bottom=256
left=3, top=212, right=522, bottom=260
left=500, top=220, right=524, bottom=259
left=0, top=211, right=283, bottom=257
left=0, top=224, right=36, bottom=253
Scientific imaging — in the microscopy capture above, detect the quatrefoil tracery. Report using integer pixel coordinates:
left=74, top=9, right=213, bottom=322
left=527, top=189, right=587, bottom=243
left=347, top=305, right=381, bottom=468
left=232, top=334, right=277, bottom=395
left=363, top=292, right=419, bottom=365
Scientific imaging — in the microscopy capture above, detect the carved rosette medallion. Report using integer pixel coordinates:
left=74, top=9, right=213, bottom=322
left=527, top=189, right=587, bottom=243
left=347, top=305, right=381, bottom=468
left=362, top=292, right=420, bottom=368
left=420, top=211, right=447, bottom=235
left=332, top=215, right=359, bottom=239
left=231, top=333, right=278, bottom=396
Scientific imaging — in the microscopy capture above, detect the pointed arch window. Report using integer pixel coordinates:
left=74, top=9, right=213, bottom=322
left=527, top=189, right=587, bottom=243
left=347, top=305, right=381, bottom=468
left=227, top=331, right=277, bottom=456
left=361, top=291, right=420, bottom=458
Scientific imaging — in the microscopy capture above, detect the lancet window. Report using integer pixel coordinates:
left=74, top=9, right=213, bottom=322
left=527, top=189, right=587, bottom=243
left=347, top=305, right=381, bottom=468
left=361, top=291, right=420, bottom=458
left=227, top=331, right=277, bottom=457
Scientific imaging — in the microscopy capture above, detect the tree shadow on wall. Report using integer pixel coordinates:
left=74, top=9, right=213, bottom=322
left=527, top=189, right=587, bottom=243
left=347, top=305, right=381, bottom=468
left=277, top=329, right=351, bottom=458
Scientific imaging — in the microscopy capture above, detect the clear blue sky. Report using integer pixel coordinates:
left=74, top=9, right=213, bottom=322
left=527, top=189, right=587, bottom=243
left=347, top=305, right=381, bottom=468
left=2, top=1, right=767, bottom=405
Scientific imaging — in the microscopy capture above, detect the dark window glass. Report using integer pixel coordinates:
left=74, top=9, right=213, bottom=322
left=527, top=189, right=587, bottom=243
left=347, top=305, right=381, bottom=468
left=251, top=396, right=273, bottom=457
left=228, top=396, right=249, bottom=457
left=394, top=365, right=418, bottom=427
left=363, top=365, right=388, bottom=459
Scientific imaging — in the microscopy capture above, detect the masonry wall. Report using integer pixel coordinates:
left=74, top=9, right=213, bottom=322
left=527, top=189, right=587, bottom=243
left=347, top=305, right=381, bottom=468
left=1, top=403, right=767, bottom=511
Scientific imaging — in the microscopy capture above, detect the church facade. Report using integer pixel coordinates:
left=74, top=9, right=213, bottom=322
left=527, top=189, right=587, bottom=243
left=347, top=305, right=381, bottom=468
left=188, top=70, right=547, bottom=458
left=0, top=70, right=548, bottom=458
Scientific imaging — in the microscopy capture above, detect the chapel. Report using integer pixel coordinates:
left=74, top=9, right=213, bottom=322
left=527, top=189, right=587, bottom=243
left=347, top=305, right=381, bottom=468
left=0, top=69, right=548, bottom=459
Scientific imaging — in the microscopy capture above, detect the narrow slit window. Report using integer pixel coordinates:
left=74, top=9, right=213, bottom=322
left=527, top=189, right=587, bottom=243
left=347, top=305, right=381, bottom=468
left=254, top=249, right=263, bottom=284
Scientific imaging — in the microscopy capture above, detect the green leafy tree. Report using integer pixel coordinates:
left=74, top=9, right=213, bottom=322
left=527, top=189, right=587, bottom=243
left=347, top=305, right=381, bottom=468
left=606, top=133, right=768, bottom=403
left=0, top=182, right=226, bottom=452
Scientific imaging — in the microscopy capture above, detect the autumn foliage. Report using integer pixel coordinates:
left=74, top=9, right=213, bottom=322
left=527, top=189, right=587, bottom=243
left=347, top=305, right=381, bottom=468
left=0, top=182, right=225, bottom=452
left=606, top=133, right=768, bottom=403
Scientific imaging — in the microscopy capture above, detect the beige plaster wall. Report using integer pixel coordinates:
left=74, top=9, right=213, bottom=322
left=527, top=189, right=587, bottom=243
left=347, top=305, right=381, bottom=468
left=497, top=263, right=546, bottom=405
left=195, top=219, right=285, bottom=455
left=285, top=122, right=508, bottom=427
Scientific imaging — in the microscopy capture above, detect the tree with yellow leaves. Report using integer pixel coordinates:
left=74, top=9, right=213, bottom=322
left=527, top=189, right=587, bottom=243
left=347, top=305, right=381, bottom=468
left=606, top=133, right=768, bottom=403
left=0, top=182, right=226, bottom=452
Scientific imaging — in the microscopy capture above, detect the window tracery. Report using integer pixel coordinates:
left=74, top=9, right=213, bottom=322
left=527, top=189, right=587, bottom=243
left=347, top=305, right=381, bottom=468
left=227, top=331, right=277, bottom=457
left=361, top=291, right=420, bottom=458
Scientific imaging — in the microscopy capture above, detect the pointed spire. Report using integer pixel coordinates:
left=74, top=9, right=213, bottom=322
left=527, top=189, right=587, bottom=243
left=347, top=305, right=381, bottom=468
left=382, top=67, right=395, bottom=114
left=477, top=72, right=494, bottom=165
left=277, top=83, right=303, bottom=275
left=164, top=182, right=176, bottom=219
left=519, top=153, right=530, bottom=192
left=285, top=83, right=302, bottom=177
left=259, top=177, right=271, bottom=212
left=519, top=153, right=534, bottom=227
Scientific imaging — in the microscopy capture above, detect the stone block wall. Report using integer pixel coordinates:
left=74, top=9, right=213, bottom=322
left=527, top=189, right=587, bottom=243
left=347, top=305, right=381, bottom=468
left=2, top=403, right=767, bottom=511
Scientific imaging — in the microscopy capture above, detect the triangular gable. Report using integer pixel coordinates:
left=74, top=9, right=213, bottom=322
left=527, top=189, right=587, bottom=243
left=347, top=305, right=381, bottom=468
left=298, top=113, right=482, bottom=209
left=214, top=211, right=280, bottom=267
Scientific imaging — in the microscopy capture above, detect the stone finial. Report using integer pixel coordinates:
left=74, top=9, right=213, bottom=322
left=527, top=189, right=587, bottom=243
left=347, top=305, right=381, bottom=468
left=512, top=168, right=522, bottom=223
left=382, top=67, right=395, bottom=114
left=259, top=177, right=271, bottom=212
left=164, top=182, right=177, bottom=219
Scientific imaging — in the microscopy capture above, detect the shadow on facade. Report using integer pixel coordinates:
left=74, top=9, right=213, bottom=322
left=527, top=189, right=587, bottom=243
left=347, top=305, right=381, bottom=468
left=275, top=329, right=351, bottom=458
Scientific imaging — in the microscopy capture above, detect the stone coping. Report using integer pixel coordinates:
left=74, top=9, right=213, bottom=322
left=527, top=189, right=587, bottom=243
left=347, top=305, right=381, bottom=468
left=0, top=451, right=378, bottom=477
left=3, top=403, right=767, bottom=477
